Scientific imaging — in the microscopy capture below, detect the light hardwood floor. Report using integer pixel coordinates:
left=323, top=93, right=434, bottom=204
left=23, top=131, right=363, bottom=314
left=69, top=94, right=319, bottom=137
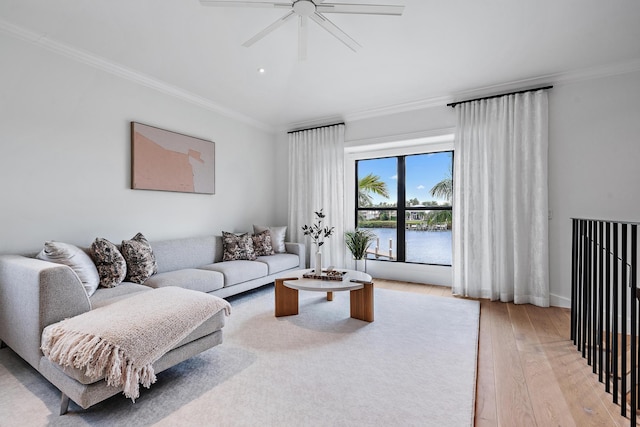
left=374, top=279, right=632, bottom=427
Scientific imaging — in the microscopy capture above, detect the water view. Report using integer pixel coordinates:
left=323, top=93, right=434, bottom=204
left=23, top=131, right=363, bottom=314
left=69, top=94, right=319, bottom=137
left=363, top=227, right=452, bottom=266
left=356, top=151, right=454, bottom=266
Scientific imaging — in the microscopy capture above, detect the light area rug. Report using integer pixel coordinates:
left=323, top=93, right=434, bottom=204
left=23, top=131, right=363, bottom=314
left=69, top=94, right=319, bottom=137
left=0, top=286, right=479, bottom=427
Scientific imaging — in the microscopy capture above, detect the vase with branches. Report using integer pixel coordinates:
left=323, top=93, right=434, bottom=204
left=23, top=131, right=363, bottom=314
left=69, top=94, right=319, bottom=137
left=301, top=209, right=335, bottom=273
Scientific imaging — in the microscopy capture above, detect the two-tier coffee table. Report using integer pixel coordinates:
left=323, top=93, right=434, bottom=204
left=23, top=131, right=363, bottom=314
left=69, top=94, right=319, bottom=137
left=274, top=269, right=374, bottom=322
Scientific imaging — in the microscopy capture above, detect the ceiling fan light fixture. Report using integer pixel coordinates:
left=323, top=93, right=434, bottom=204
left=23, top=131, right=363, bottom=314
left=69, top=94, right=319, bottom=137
left=292, top=0, right=316, bottom=17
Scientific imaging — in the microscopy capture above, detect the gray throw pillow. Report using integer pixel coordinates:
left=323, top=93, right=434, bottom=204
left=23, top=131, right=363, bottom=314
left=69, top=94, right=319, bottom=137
left=222, top=231, right=256, bottom=261
left=121, top=233, right=158, bottom=284
left=36, top=241, right=100, bottom=297
left=253, top=225, right=287, bottom=253
left=90, top=238, right=127, bottom=288
left=252, top=230, right=275, bottom=257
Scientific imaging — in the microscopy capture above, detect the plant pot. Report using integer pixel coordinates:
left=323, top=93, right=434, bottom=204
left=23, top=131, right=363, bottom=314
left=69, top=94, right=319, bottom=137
left=354, top=258, right=366, bottom=273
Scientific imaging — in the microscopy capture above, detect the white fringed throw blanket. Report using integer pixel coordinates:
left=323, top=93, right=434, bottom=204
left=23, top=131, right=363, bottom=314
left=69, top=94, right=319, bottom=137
left=41, top=286, right=231, bottom=401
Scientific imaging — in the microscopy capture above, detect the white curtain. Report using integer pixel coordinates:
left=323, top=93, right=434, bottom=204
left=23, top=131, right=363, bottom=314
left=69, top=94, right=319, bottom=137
left=452, top=90, right=549, bottom=306
left=288, top=124, right=346, bottom=269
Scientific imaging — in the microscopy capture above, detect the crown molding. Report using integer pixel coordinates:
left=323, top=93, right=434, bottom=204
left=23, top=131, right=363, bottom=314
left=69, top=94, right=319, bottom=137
left=553, top=58, right=640, bottom=85
left=279, top=115, right=345, bottom=133
left=4, top=18, right=639, bottom=133
left=338, top=58, right=640, bottom=125
left=344, top=95, right=453, bottom=123
left=0, top=19, right=274, bottom=133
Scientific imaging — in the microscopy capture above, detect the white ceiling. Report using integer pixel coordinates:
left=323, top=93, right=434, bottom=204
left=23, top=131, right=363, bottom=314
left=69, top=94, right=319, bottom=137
left=2, top=0, right=640, bottom=130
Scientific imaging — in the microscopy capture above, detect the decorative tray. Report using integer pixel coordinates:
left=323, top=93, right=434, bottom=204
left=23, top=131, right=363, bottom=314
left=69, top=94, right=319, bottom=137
left=303, top=270, right=347, bottom=281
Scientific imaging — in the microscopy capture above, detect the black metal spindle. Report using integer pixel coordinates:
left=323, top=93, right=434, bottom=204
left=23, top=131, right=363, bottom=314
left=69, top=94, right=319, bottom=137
left=622, top=223, right=628, bottom=417
left=598, top=221, right=605, bottom=382
left=571, top=218, right=580, bottom=345
left=613, top=222, right=620, bottom=404
left=583, top=220, right=589, bottom=358
left=605, top=221, right=612, bottom=393
left=631, top=225, right=637, bottom=425
left=578, top=219, right=584, bottom=351
left=589, top=221, right=598, bottom=374
left=579, top=219, right=586, bottom=351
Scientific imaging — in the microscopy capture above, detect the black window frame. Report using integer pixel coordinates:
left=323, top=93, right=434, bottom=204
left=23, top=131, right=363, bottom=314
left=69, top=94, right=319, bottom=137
left=355, top=150, right=453, bottom=266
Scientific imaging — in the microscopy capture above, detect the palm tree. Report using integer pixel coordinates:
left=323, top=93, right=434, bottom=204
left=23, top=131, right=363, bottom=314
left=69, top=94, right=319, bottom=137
left=426, top=164, right=453, bottom=227
left=425, top=210, right=452, bottom=227
left=429, top=164, right=453, bottom=202
left=358, top=173, right=389, bottom=207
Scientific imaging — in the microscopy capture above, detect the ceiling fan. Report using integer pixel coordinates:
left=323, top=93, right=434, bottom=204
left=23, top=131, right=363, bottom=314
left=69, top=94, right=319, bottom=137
left=199, top=0, right=405, bottom=59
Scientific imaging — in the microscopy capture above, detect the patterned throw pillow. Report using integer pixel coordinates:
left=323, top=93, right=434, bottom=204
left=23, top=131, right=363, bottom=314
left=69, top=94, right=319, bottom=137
left=90, top=238, right=127, bottom=288
left=253, top=225, right=287, bottom=253
left=121, top=233, right=158, bottom=284
left=252, top=230, right=275, bottom=257
left=222, top=231, right=256, bottom=261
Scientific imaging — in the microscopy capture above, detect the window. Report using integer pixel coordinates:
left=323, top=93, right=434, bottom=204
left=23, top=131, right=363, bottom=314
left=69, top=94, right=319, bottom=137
left=356, top=151, right=452, bottom=266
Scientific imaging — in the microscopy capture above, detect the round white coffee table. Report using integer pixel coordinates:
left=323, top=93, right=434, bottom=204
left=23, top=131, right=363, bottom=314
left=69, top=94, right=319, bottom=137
left=275, top=269, right=374, bottom=322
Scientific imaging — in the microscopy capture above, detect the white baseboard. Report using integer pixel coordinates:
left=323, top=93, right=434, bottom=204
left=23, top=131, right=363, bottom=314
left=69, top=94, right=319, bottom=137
left=550, top=293, right=571, bottom=308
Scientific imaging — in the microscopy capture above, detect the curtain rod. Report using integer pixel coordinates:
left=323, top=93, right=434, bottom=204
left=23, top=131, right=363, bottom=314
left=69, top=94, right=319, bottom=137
left=287, top=122, right=345, bottom=134
left=446, top=85, right=553, bottom=108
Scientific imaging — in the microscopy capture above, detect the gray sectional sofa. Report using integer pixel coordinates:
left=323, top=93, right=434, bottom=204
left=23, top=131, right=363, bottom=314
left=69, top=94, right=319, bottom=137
left=144, top=235, right=305, bottom=299
left=0, top=234, right=305, bottom=413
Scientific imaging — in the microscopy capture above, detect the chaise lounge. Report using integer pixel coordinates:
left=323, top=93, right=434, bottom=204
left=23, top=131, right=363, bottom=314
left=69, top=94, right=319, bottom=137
left=0, top=233, right=305, bottom=413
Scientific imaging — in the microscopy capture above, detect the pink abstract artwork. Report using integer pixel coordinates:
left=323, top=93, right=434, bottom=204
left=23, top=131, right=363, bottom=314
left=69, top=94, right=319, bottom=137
left=131, top=122, right=215, bottom=194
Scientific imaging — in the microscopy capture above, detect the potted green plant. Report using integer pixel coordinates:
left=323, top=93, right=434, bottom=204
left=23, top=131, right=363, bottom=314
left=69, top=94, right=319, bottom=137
left=345, top=229, right=377, bottom=272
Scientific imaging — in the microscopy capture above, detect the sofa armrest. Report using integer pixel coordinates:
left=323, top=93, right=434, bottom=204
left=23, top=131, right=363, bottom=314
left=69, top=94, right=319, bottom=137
left=284, top=242, right=306, bottom=269
left=0, top=255, right=91, bottom=370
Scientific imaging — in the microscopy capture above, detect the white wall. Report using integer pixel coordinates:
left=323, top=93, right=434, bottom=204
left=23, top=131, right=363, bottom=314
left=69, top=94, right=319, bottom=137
left=0, top=33, right=278, bottom=254
left=276, top=69, right=640, bottom=306
left=548, top=70, right=640, bottom=307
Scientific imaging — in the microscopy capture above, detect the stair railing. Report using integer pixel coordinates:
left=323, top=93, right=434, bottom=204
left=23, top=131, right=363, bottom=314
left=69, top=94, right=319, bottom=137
left=571, top=218, right=638, bottom=425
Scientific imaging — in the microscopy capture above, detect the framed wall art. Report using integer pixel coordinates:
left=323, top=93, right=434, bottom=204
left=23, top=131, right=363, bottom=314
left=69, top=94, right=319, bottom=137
left=131, top=122, right=215, bottom=194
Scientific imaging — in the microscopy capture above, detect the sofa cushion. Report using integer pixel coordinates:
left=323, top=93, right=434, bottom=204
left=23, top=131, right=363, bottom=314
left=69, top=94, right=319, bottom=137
left=253, top=225, right=287, bottom=253
left=121, top=233, right=157, bottom=284
left=90, top=238, right=127, bottom=288
left=199, top=261, right=268, bottom=287
left=144, top=269, right=224, bottom=293
left=151, top=236, right=218, bottom=274
left=36, top=241, right=100, bottom=297
left=90, top=283, right=151, bottom=309
left=222, top=232, right=256, bottom=261
left=252, top=230, right=275, bottom=257
left=256, top=253, right=301, bottom=275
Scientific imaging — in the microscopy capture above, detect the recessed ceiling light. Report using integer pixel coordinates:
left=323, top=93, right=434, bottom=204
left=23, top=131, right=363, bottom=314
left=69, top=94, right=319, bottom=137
left=258, top=68, right=266, bottom=74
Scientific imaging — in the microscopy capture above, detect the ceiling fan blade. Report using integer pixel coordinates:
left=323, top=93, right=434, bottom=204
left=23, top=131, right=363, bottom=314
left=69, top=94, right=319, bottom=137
left=242, top=11, right=296, bottom=47
left=199, top=1, right=290, bottom=9
left=310, top=12, right=361, bottom=52
left=299, top=15, right=308, bottom=60
left=316, top=3, right=405, bottom=15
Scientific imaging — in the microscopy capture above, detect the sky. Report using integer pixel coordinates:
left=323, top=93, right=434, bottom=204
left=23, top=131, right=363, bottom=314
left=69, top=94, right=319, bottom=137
left=357, top=151, right=452, bottom=206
